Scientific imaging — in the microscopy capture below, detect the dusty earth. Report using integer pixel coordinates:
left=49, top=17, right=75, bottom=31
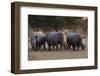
left=28, top=49, right=88, bottom=60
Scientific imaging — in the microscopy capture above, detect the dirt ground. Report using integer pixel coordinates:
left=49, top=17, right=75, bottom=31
left=28, top=49, right=88, bottom=60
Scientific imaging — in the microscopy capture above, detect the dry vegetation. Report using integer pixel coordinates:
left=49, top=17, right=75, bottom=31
left=28, top=49, right=88, bottom=60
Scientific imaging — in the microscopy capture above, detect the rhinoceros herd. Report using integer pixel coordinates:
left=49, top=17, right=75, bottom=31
left=28, top=31, right=87, bottom=51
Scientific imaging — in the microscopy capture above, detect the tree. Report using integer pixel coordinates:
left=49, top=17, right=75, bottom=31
left=28, top=15, right=87, bottom=33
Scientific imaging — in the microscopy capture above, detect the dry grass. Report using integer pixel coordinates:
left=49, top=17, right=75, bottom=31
left=28, top=49, right=88, bottom=60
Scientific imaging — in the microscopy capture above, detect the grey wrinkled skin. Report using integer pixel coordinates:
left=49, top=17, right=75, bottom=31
left=65, top=32, right=86, bottom=51
left=31, top=31, right=46, bottom=49
left=46, top=32, right=67, bottom=50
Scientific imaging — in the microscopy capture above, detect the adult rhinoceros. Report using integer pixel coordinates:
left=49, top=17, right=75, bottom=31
left=31, top=31, right=46, bottom=49
left=46, top=31, right=67, bottom=50
left=65, top=32, right=86, bottom=51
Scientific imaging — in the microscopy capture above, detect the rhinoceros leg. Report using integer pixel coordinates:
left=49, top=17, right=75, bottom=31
left=77, top=45, right=80, bottom=51
left=59, top=42, right=63, bottom=50
left=48, top=44, right=51, bottom=50
left=38, top=44, right=41, bottom=49
left=72, top=43, right=77, bottom=51
left=52, top=45, right=55, bottom=49
left=43, top=42, right=46, bottom=49
left=60, top=44, right=63, bottom=50
left=56, top=44, right=58, bottom=50
left=67, top=39, right=71, bottom=50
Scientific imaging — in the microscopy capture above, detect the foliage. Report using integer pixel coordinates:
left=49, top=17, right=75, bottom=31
left=28, top=15, right=87, bottom=33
